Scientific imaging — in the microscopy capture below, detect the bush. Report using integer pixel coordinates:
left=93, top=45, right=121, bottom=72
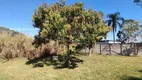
left=0, top=33, right=35, bottom=60
left=29, top=40, right=68, bottom=59
left=0, top=33, right=68, bottom=60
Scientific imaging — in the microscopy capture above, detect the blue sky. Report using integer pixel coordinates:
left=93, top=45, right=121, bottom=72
left=0, top=0, right=142, bottom=39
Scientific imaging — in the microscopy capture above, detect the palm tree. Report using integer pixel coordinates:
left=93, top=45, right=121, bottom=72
left=106, top=12, right=123, bottom=43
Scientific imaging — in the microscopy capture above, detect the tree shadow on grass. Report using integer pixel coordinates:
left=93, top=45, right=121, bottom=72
left=54, top=56, right=83, bottom=69
left=137, top=70, right=142, bottom=73
left=120, top=75, right=142, bottom=80
left=26, top=55, right=83, bottom=69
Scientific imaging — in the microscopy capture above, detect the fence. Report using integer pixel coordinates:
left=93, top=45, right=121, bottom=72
left=94, top=43, right=142, bottom=56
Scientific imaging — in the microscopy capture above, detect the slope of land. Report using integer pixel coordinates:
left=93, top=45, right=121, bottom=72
left=0, top=26, right=22, bottom=36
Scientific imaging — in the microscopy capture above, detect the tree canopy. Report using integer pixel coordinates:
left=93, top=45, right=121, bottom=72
left=117, top=19, right=139, bottom=43
left=134, top=0, right=142, bottom=6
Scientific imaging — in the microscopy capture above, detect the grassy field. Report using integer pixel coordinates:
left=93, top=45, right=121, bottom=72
left=0, top=55, right=142, bottom=80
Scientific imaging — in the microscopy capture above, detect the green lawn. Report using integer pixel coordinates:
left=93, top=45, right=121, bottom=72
left=0, top=55, right=142, bottom=80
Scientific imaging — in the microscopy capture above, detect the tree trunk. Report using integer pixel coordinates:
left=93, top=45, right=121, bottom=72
left=88, top=45, right=92, bottom=56
left=113, top=29, right=115, bottom=43
left=64, top=44, right=71, bottom=67
left=88, top=47, right=91, bottom=56
left=130, top=43, right=133, bottom=56
left=89, top=49, right=91, bottom=56
left=85, top=47, right=88, bottom=53
left=92, top=45, right=94, bottom=54
left=133, top=43, right=137, bottom=56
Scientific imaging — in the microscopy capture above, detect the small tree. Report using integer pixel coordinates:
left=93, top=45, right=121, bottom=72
left=117, top=19, right=139, bottom=55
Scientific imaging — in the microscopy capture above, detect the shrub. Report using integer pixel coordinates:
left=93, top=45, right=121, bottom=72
left=0, top=33, right=68, bottom=60
left=29, top=40, right=68, bottom=59
left=0, top=33, right=35, bottom=60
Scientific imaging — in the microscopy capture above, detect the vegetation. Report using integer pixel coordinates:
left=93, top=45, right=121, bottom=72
left=0, top=1, right=141, bottom=80
left=122, top=19, right=139, bottom=37
left=0, top=32, right=35, bottom=60
left=117, top=19, right=139, bottom=43
left=134, top=0, right=142, bottom=6
left=117, top=19, right=140, bottom=56
left=0, top=55, right=142, bottom=80
left=32, top=1, right=111, bottom=67
left=106, top=12, right=123, bottom=43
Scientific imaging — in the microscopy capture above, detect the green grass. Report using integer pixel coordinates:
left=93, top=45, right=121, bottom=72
left=0, top=55, right=142, bottom=80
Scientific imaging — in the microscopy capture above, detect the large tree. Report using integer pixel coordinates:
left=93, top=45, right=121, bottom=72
left=106, top=12, right=123, bottom=43
left=32, top=1, right=111, bottom=67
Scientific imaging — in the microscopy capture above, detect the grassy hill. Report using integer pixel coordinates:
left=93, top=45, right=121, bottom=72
left=0, top=26, right=22, bottom=36
left=0, top=55, right=142, bottom=80
left=0, top=26, right=34, bottom=60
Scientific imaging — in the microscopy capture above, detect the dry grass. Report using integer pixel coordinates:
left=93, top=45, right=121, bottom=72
left=0, top=55, right=142, bottom=80
left=0, top=33, right=35, bottom=59
left=0, top=33, right=68, bottom=60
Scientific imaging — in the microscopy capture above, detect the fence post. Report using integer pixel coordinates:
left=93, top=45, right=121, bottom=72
left=120, top=43, right=122, bottom=55
left=136, top=43, right=139, bottom=55
left=100, top=44, right=101, bottom=54
left=109, top=44, right=111, bottom=55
